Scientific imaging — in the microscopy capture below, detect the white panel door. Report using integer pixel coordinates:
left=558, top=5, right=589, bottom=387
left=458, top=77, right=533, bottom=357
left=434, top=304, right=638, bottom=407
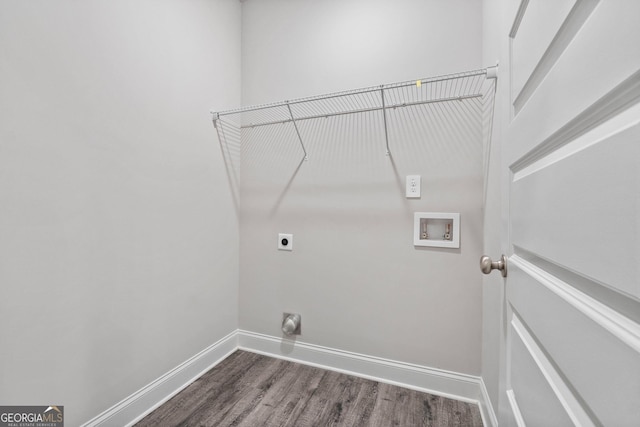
left=499, top=0, right=640, bottom=425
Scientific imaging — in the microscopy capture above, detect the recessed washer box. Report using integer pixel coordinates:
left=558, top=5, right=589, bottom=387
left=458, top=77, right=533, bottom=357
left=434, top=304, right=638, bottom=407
left=414, top=212, right=460, bottom=248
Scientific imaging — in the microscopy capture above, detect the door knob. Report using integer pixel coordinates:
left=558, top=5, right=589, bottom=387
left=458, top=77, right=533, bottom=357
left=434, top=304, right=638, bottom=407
left=480, top=254, right=507, bottom=277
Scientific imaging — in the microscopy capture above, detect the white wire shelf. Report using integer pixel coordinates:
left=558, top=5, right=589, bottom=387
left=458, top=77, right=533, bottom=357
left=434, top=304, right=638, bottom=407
left=212, top=66, right=497, bottom=160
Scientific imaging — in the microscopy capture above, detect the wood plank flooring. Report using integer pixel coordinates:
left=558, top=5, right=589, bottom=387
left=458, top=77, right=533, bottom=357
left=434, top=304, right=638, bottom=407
left=135, top=350, right=483, bottom=427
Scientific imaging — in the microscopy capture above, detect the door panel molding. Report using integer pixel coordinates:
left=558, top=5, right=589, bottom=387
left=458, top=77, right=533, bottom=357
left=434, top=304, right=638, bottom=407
left=510, top=255, right=640, bottom=354
left=513, top=0, right=600, bottom=114
left=512, top=247, right=640, bottom=324
left=508, top=0, right=529, bottom=38
left=508, top=0, right=640, bottom=164
left=508, top=328, right=576, bottom=426
left=509, top=262, right=640, bottom=426
left=512, top=100, right=640, bottom=181
left=510, top=120, right=640, bottom=297
left=511, top=313, right=597, bottom=426
left=510, top=68, right=640, bottom=172
left=510, top=0, right=575, bottom=107
left=505, top=390, right=526, bottom=427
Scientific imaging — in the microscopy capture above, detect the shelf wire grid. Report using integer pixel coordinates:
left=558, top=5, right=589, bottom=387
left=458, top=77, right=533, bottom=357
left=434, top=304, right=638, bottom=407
left=212, top=67, right=496, bottom=170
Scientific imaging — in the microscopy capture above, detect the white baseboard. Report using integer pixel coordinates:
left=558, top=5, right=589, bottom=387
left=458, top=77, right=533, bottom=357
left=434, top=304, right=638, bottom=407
left=238, top=330, right=490, bottom=419
left=81, top=330, right=238, bottom=427
left=83, top=329, right=497, bottom=427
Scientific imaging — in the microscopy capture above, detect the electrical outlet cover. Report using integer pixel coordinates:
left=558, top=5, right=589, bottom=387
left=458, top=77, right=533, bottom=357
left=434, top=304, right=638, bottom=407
left=406, top=175, right=421, bottom=198
left=278, top=233, right=293, bottom=251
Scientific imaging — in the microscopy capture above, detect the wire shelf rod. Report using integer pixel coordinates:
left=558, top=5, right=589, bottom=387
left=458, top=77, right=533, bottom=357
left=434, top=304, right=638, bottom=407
left=212, top=68, right=489, bottom=118
left=239, top=93, right=483, bottom=129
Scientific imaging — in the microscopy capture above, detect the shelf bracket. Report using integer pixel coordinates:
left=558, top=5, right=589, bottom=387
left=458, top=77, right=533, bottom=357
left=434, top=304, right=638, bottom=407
left=286, top=101, right=309, bottom=161
left=211, top=112, right=219, bottom=129
left=380, top=86, right=391, bottom=156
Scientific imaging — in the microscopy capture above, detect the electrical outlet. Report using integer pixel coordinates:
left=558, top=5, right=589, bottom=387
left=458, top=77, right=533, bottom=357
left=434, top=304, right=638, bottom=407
left=278, top=233, right=293, bottom=251
left=406, top=175, right=421, bottom=198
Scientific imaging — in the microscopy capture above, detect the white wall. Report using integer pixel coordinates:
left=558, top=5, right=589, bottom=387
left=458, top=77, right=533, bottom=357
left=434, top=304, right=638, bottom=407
left=240, top=0, right=485, bottom=375
left=0, top=1, right=241, bottom=426
left=242, top=0, right=483, bottom=106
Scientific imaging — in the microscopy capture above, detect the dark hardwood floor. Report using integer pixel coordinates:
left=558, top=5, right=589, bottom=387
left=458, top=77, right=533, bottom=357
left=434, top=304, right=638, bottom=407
left=136, top=350, right=483, bottom=426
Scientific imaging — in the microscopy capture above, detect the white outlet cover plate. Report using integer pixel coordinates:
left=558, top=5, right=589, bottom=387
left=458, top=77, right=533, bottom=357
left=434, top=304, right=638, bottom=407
left=406, top=175, right=421, bottom=198
left=278, top=233, right=293, bottom=251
